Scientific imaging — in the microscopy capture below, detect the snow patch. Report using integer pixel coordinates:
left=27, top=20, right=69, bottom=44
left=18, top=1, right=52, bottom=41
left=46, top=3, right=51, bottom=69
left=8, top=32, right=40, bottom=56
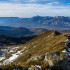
left=62, top=49, right=67, bottom=53
left=8, top=54, right=19, bottom=61
left=62, top=39, right=70, bottom=56
left=33, top=46, right=36, bottom=48
left=0, top=46, right=27, bottom=65
left=0, top=57, right=5, bottom=61
left=24, top=47, right=26, bottom=49
left=62, top=49, right=70, bottom=56
left=9, top=50, right=14, bottom=53
left=66, top=39, right=70, bottom=42
left=35, top=65, right=42, bottom=70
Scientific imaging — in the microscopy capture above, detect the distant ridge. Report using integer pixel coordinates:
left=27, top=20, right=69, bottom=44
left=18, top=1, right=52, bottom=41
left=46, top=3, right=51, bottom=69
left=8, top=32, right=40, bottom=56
left=0, top=26, right=47, bottom=37
left=0, top=16, right=70, bottom=28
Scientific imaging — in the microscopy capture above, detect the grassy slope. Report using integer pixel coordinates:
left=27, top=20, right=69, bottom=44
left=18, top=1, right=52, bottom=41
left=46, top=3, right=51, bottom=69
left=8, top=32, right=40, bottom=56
left=12, top=30, right=69, bottom=67
left=0, top=30, right=70, bottom=69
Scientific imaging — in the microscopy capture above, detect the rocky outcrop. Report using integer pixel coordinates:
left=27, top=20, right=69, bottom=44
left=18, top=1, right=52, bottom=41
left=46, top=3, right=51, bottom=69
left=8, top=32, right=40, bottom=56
left=44, top=51, right=61, bottom=67
left=44, top=51, right=70, bottom=70
left=27, top=51, right=70, bottom=70
left=33, top=55, right=45, bottom=61
left=27, top=54, right=45, bottom=62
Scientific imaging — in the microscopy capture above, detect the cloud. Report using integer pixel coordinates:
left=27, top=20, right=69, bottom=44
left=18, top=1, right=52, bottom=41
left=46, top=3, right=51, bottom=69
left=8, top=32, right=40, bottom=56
left=0, top=0, right=51, bottom=4
left=47, top=2, right=59, bottom=5
left=0, top=0, right=38, bottom=3
left=0, top=0, right=70, bottom=4
left=0, top=2, right=70, bottom=17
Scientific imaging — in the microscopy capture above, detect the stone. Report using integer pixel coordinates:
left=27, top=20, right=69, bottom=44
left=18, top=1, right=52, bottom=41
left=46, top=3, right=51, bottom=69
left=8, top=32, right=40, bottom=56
left=44, top=51, right=60, bottom=67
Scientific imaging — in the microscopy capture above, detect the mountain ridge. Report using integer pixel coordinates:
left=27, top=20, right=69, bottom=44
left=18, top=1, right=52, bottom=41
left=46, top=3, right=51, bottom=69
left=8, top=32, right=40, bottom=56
left=0, top=16, right=70, bottom=28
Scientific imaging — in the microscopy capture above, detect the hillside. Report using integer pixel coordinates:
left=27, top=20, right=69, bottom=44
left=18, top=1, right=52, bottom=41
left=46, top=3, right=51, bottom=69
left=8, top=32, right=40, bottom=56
left=0, top=35, right=37, bottom=46
left=0, top=30, right=70, bottom=70
left=0, top=26, right=14, bottom=30
left=0, top=26, right=47, bottom=37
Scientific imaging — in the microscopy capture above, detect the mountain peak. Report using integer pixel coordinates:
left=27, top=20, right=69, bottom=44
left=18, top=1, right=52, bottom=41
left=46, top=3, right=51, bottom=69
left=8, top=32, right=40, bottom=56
left=46, top=30, right=61, bottom=36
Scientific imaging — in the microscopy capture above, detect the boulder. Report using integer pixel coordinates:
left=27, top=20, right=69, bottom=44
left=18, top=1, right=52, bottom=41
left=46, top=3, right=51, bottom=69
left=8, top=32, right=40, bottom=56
left=37, top=54, right=45, bottom=60
left=32, top=54, right=45, bottom=61
left=45, top=51, right=60, bottom=67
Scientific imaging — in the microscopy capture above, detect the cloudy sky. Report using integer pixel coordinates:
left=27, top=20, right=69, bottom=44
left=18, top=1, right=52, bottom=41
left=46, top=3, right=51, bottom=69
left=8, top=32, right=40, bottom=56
left=0, top=0, right=70, bottom=17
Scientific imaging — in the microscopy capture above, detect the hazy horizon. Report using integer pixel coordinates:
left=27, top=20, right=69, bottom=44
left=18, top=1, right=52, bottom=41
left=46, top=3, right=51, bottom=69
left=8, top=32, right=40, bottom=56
left=0, top=15, right=70, bottom=18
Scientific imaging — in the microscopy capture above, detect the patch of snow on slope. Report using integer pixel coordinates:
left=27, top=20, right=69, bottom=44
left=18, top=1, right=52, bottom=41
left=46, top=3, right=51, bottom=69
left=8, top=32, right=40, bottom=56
left=8, top=54, right=19, bottom=62
left=9, top=50, right=14, bottom=53
left=33, top=46, right=36, bottom=48
left=62, top=39, right=70, bottom=56
left=2, top=51, right=22, bottom=65
left=0, top=46, right=27, bottom=65
left=0, top=57, right=5, bottom=61
left=66, top=39, right=70, bottom=42
left=2, top=54, right=19, bottom=65
left=35, top=65, right=42, bottom=70
left=62, top=49, right=67, bottom=53
left=62, top=49, right=70, bottom=56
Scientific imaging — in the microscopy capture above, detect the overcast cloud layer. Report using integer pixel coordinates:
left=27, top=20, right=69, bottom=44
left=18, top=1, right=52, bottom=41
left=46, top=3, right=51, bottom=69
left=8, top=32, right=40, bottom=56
left=0, top=0, right=70, bottom=17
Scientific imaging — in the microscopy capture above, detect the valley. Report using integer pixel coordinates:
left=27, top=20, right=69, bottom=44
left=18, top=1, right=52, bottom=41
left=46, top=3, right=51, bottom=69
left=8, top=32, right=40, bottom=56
left=0, top=26, right=47, bottom=37
left=0, top=35, right=37, bottom=47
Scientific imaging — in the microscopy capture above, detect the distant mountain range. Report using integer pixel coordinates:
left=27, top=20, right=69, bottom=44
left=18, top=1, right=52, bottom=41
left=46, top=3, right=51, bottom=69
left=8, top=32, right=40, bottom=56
left=0, top=16, right=70, bottom=29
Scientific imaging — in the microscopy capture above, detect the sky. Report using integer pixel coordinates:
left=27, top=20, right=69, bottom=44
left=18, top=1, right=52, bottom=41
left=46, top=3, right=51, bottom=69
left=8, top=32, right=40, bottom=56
left=0, top=0, right=70, bottom=17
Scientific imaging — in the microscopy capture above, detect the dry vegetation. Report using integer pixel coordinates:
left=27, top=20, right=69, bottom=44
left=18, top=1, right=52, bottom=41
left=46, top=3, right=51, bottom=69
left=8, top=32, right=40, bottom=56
left=13, top=31, right=69, bottom=66
left=0, top=30, right=70, bottom=69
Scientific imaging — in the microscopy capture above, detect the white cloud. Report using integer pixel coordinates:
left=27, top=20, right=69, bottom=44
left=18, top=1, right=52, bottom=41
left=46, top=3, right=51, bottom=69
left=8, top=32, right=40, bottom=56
left=2, top=0, right=38, bottom=3
left=28, top=0, right=37, bottom=2
left=0, top=3, right=70, bottom=17
left=47, top=2, right=59, bottom=5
